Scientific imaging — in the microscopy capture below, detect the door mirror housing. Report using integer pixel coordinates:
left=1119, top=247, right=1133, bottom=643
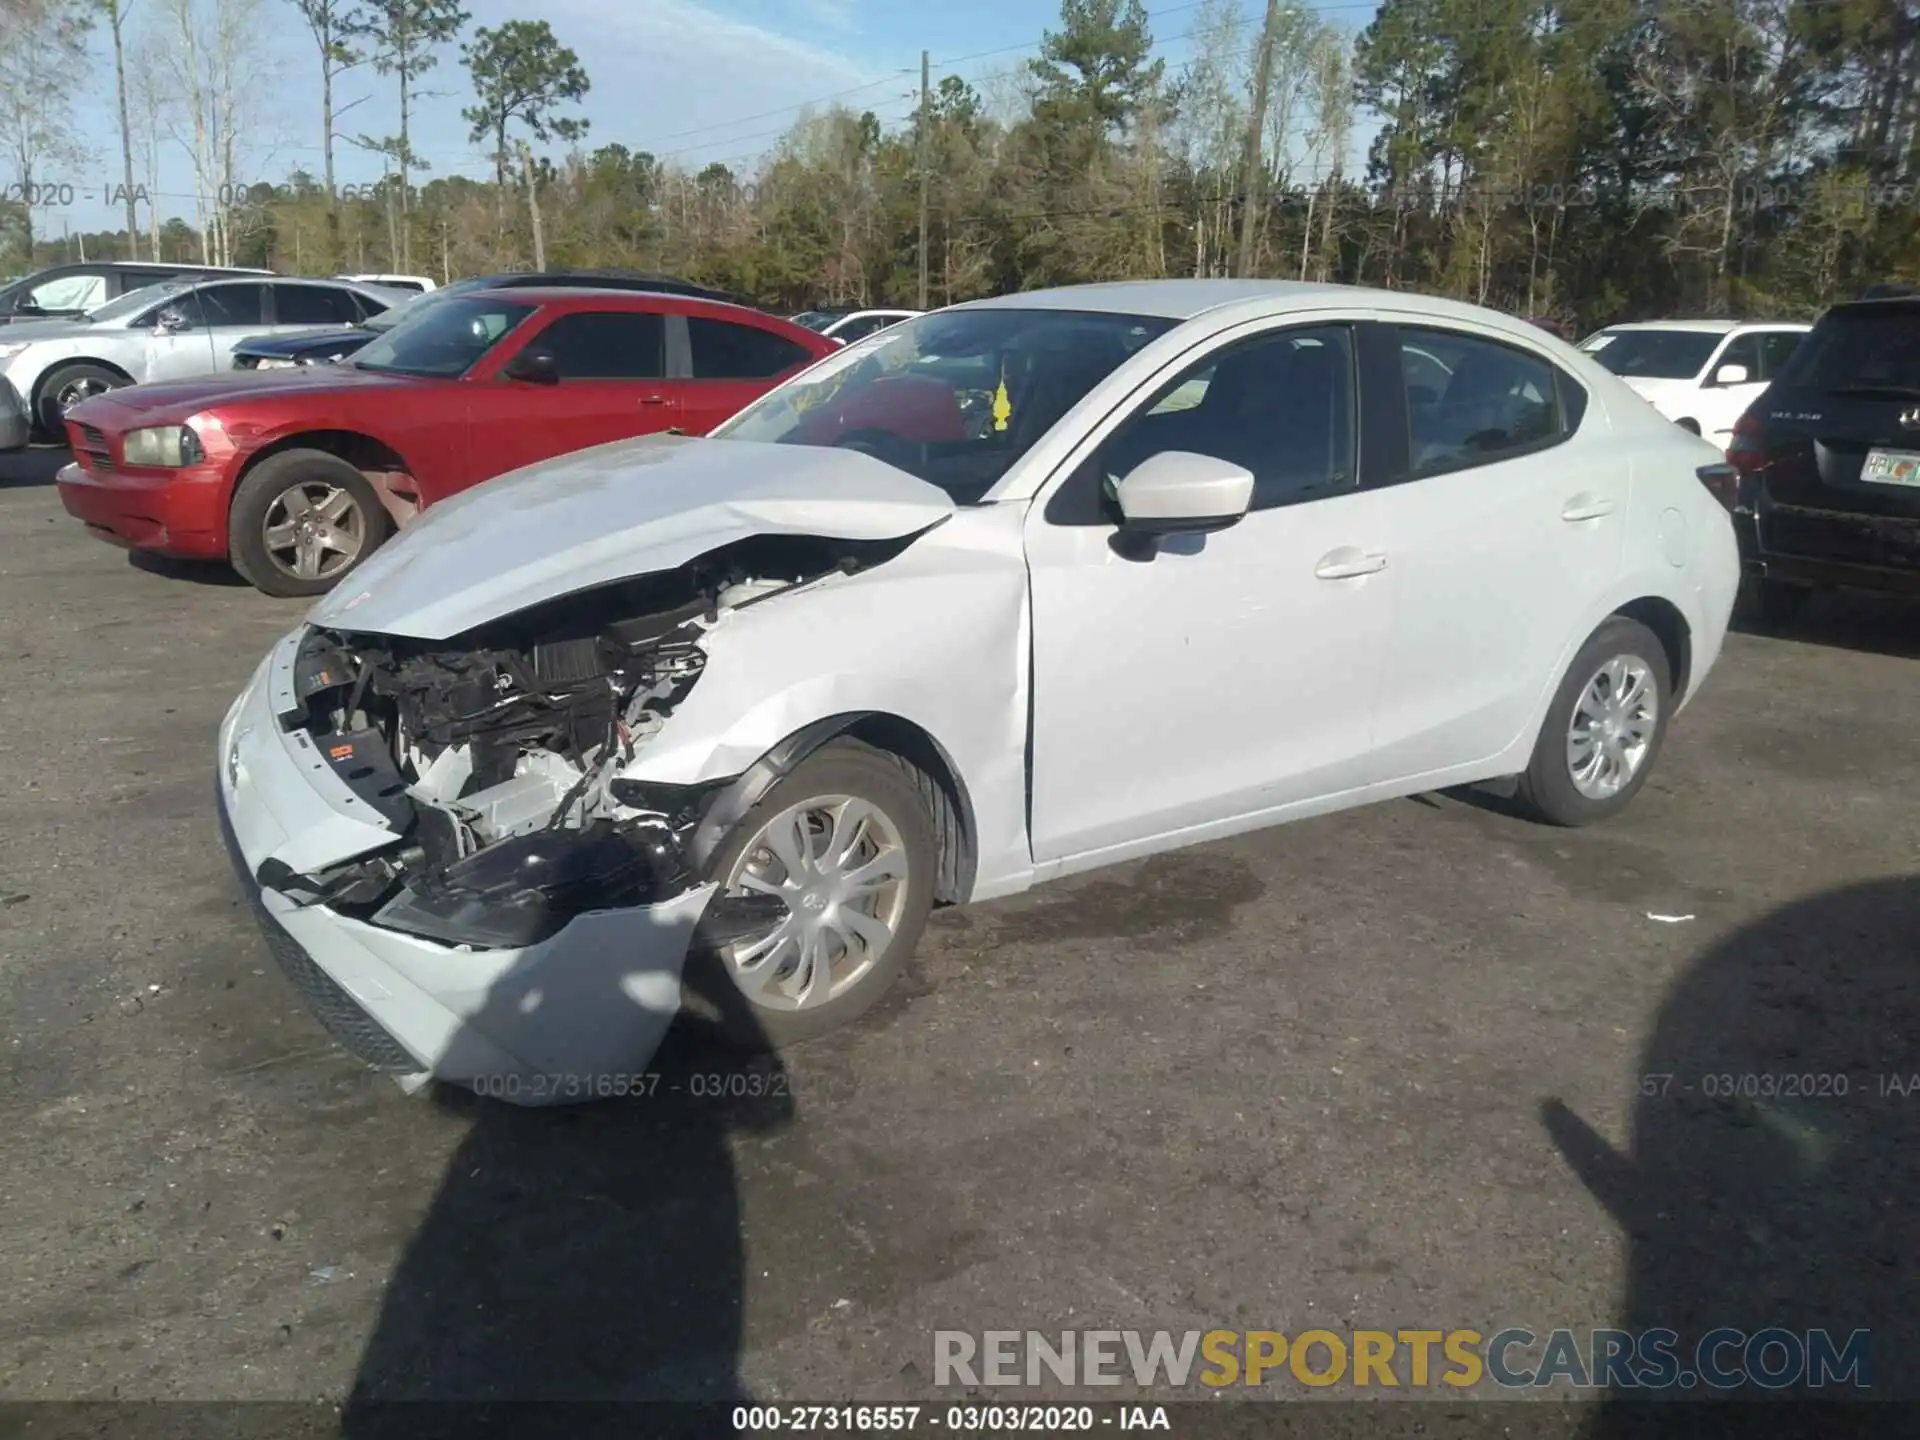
left=154, top=307, right=191, bottom=333
left=1712, top=362, right=1750, bottom=386
left=1112, top=450, right=1255, bottom=538
left=502, top=347, right=559, bottom=385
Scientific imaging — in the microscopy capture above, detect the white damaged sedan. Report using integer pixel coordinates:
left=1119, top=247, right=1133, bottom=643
left=217, top=280, right=1741, bottom=1102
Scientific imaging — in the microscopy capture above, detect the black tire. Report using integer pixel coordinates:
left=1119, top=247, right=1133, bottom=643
left=687, top=737, right=936, bottom=1049
left=227, top=449, right=391, bottom=597
left=1742, top=577, right=1810, bottom=629
left=35, top=362, right=129, bottom=437
left=1515, top=616, right=1673, bottom=828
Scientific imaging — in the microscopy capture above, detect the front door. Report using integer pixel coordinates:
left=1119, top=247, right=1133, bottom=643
left=468, top=308, right=679, bottom=482
left=1023, top=319, right=1393, bottom=865
left=138, top=288, right=220, bottom=382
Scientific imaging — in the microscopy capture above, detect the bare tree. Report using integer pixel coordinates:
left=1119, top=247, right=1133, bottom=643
left=156, top=0, right=270, bottom=264
left=98, top=0, right=142, bottom=258
left=289, top=0, right=366, bottom=269
left=0, top=0, right=93, bottom=262
left=126, top=19, right=168, bottom=258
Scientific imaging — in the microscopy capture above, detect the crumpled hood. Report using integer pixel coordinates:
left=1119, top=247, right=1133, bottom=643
left=310, top=434, right=957, bottom=641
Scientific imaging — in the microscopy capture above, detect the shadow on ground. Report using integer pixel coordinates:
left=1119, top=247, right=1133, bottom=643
left=1732, top=589, right=1920, bottom=663
left=339, top=946, right=793, bottom=1440
left=0, top=446, right=68, bottom=488
left=1545, top=877, right=1918, bottom=1430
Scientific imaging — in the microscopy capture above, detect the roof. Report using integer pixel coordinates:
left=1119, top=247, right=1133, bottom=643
left=469, top=284, right=791, bottom=322
left=1593, top=318, right=1811, bottom=334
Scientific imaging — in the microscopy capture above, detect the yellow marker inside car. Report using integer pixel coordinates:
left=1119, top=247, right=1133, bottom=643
left=992, top=367, right=1011, bottom=431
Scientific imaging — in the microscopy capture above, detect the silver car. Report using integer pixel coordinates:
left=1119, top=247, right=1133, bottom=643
left=0, top=276, right=407, bottom=447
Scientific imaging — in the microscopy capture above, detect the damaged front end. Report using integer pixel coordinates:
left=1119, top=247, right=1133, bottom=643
left=260, top=533, right=902, bottom=950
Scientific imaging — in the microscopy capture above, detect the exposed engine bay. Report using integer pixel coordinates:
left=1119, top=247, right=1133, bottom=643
left=263, top=533, right=911, bottom=949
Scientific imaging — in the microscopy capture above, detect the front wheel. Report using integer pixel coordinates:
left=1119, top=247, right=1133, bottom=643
left=1515, top=616, right=1672, bottom=827
left=36, top=362, right=128, bottom=437
left=227, top=448, right=391, bottom=597
left=691, top=738, right=936, bottom=1048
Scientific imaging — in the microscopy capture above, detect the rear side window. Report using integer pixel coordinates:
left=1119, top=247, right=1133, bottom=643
left=532, top=311, right=667, bottom=379
left=1395, top=327, right=1570, bottom=476
left=689, top=317, right=814, bottom=379
left=196, top=283, right=266, bottom=326
left=1770, top=308, right=1920, bottom=393
left=274, top=284, right=363, bottom=326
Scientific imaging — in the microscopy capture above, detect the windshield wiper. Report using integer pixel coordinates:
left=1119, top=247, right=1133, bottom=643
left=1828, top=383, right=1920, bottom=399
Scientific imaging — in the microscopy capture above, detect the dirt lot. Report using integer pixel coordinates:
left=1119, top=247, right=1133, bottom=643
left=3, top=445, right=1917, bottom=1423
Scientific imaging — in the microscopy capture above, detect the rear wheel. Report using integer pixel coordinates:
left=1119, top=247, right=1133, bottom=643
left=36, top=362, right=128, bottom=437
left=1515, top=616, right=1672, bottom=827
left=227, top=449, right=391, bottom=597
left=690, top=738, right=936, bottom=1048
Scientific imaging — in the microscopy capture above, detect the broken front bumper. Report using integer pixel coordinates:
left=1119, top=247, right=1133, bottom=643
left=0, top=374, right=29, bottom=450
left=215, top=630, right=716, bottom=1104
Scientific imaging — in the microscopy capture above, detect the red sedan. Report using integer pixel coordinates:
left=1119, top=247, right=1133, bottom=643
left=56, top=287, right=836, bottom=595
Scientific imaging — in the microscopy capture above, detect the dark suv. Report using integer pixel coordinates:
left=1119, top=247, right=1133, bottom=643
left=1725, top=291, right=1920, bottom=622
left=230, top=270, right=740, bottom=369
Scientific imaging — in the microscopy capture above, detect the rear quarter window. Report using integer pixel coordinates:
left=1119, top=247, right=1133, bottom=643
left=689, top=317, right=815, bottom=379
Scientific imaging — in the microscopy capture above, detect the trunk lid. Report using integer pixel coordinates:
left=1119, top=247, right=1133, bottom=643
left=310, top=434, right=956, bottom=641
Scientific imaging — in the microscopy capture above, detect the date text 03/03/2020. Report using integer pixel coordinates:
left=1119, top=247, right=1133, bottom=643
left=734, top=1406, right=1172, bottom=1432
left=464, top=1070, right=791, bottom=1102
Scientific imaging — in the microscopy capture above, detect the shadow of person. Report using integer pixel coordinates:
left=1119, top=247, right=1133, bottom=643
left=1543, top=878, right=1918, bottom=1431
left=339, top=933, right=793, bottom=1440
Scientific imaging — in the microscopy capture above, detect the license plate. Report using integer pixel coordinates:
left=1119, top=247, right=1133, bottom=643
left=1863, top=448, right=1920, bottom=487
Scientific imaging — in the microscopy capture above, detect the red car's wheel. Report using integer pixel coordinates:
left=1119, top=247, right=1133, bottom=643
left=227, top=449, right=392, bottom=597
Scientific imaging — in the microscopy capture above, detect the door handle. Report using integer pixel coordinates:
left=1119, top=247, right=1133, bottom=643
left=1314, top=548, right=1388, bottom=580
left=1561, top=494, right=1616, bottom=522
left=638, top=394, right=672, bottom=406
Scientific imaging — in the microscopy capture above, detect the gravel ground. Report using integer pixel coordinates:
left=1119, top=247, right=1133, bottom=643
left=2, top=446, right=1916, bottom=1429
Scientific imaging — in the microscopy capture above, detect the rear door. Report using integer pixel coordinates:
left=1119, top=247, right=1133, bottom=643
left=1367, top=320, right=1625, bottom=782
left=1751, top=301, right=1920, bottom=573
left=193, top=282, right=272, bottom=370
left=267, top=281, right=370, bottom=334
left=678, top=314, right=821, bottom=433
left=469, top=307, right=675, bottom=478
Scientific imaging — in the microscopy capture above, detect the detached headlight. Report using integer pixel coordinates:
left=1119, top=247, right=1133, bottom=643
left=122, top=425, right=206, bottom=467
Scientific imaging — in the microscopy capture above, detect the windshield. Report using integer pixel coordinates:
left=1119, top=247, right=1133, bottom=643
left=84, top=281, right=190, bottom=324
left=1770, top=307, right=1920, bottom=394
left=713, top=307, right=1176, bottom=502
left=789, top=311, right=837, bottom=331
left=364, top=276, right=491, bottom=332
left=1583, top=329, right=1723, bottom=380
left=352, top=294, right=536, bottom=377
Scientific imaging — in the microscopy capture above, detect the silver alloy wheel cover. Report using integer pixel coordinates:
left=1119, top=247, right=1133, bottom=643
left=1566, top=654, right=1658, bottom=800
left=720, top=792, right=911, bottom=1011
left=263, top=481, right=367, bottom=581
left=56, top=376, right=112, bottom=412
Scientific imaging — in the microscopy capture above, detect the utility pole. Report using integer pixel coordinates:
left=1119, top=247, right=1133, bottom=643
left=1236, top=0, right=1282, bottom=278
left=917, top=49, right=930, bottom=310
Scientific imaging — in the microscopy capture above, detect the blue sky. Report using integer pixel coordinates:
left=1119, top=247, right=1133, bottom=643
left=48, top=0, right=1380, bottom=246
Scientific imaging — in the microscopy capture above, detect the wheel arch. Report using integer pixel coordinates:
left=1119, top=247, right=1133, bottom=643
left=671, top=710, right=979, bottom=907
left=1612, top=594, right=1693, bottom=703
left=31, top=357, right=137, bottom=414
left=233, top=430, right=422, bottom=529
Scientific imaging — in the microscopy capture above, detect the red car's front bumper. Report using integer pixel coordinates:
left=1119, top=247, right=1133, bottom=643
left=56, top=457, right=233, bottom=559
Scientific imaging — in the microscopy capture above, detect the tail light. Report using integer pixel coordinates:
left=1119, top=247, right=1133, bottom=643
left=1726, top=411, right=1766, bottom=474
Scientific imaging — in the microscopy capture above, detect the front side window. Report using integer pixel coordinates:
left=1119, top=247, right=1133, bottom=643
left=1709, top=334, right=1762, bottom=384
left=528, top=310, right=666, bottom=379
left=1398, top=327, right=1563, bottom=475
left=1585, top=328, right=1723, bottom=380
left=1054, top=324, right=1357, bottom=523
left=1757, top=330, right=1806, bottom=378
left=27, top=272, right=107, bottom=312
left=713, top=307, right=1176, bottom=503
left=352, top=296, right=536, bottom=377
left=689, top=317, right=814, bottom=379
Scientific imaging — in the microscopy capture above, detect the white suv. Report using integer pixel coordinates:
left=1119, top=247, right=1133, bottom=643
left=1578, top=319, right=1811, bottom=450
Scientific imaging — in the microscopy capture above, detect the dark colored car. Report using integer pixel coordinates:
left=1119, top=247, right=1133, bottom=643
left=1724, top=291, right=1920, bottom=621
left=57, top=287, right=836, bottom=596
left=0, top=261, right=272, bottom=325
left=231, top=270, right=742, bottom=369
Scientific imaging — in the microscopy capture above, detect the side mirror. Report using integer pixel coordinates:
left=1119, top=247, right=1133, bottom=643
left=1712, top=362, right=1750, bottom=386
left=1112, top=450, right=1254, bottom=539
left=503, top=347, right=559, bottom=384
left=155, top=307, right=190, bottom=333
